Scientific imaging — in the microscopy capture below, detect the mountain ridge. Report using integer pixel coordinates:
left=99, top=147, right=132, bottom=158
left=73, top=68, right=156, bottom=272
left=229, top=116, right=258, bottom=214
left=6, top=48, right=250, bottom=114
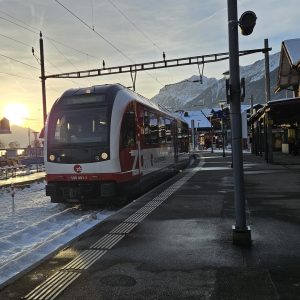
left=151, top=52, right=292, bottom=108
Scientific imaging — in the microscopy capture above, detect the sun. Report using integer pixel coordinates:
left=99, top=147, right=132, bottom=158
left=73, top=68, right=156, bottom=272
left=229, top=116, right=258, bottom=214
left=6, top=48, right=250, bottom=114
left=4, top=103, right=29, bottom=126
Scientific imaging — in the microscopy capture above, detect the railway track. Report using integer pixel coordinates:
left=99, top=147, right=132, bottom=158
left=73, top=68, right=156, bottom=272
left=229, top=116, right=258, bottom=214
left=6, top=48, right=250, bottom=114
left=0, top=183, right=114, bottom=288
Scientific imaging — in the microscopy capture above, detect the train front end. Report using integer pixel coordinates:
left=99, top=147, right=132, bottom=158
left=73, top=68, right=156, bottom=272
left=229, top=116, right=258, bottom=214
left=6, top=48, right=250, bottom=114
left=44, top=85, right=122, bottom=204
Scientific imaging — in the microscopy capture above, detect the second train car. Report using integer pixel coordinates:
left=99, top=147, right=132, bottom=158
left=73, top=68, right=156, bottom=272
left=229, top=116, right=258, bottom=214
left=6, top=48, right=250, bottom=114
left=45, top=84, right=190, bottom=205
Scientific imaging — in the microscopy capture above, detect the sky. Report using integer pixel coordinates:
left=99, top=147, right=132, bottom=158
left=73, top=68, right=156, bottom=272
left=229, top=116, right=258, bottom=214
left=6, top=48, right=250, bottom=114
left=0, top=0, right=299, bottom=131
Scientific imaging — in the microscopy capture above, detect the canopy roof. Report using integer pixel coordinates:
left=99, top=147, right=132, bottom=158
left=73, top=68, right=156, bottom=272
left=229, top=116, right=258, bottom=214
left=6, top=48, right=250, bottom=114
left=275, top=39, right=300, bottom=93
left=249, top=97, right=300, bottom=125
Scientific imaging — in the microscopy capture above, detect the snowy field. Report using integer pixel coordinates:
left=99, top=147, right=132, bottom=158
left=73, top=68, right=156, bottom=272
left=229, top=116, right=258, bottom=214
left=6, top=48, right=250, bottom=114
left=0, top=182, right=114, bottom=287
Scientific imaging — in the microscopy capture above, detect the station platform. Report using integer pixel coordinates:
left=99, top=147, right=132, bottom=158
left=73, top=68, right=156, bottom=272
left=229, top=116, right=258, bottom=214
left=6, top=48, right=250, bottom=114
left=1, top=151, right=300, bottom=300
left=0, top=171, right=45, bottom=188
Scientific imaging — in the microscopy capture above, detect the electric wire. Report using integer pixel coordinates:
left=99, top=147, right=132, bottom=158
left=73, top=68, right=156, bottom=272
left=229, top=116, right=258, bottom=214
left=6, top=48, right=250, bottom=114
left=0, top=12, right=98, bottom=59
left=55, top=0, right=135, bottom=64
left=0, top=6, right=170, bottom=99
left=54, top=0, right=171, bottom=93
left=0, top=10, right=94, bottom=86
left=105, top=0, right=175, bottom=91
left=106, top=0, right=163, bottom=52
left=91, top=0, right=95, bottom=30
left=0, top=7, right=117, bottom=90
left=0, top=52, right=39, bottom=70
left=0, top=32, right=32, bottom=48
left=0, top=71, right=36, bottom=81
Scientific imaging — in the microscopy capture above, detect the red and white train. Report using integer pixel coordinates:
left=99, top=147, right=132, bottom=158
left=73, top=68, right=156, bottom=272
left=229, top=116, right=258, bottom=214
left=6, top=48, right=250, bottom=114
left=45, top=84, right=190, bottom=204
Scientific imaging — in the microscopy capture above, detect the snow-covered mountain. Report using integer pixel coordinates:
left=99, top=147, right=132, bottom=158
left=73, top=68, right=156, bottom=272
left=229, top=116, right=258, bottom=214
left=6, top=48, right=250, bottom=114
left=151, top=75, right=217, bottom=109
left=151, top=52, right=290, bottom=108
left=240, top=51, right=280, bottom=82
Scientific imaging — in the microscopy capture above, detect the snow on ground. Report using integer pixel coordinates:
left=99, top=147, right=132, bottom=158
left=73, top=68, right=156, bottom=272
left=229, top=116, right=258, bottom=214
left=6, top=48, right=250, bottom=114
left=0, top=182, right=114, bottom=287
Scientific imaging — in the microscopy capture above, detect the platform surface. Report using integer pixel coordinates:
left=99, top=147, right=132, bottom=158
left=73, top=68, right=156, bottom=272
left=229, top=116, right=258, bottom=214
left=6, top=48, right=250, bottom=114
left=1, top=151, right=300, bottom=300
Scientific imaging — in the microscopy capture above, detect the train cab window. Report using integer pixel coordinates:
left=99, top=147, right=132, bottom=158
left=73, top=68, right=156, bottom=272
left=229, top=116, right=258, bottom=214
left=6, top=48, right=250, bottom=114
left=120, top=109, right=136, bottom=148
left=50, top=107, right=108, bottom=145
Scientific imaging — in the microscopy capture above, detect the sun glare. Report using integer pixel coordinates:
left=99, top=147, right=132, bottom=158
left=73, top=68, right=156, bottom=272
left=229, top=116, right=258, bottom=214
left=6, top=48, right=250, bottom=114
left=4, top=103, right=29, bottom=126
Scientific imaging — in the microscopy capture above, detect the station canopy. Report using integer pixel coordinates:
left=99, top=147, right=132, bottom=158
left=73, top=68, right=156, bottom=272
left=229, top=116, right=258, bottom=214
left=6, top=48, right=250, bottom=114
left=249, top=97, right=300, bottom=126
left=275, top=38, right=300, bottom=93
left=249, top=38, right=300, bottom=127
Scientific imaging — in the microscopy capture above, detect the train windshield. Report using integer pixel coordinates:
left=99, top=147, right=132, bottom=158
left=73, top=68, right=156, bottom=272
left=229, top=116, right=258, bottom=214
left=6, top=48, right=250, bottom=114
left=48, top=107, right=108, bottom=145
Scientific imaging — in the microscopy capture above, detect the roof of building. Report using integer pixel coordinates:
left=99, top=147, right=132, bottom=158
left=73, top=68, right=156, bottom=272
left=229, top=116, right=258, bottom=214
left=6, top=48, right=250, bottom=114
left=275, top=38, right=300, bottom=93
left=177, top=105, right=252, bottom=129
left=248, top=97, right=300, bottom=125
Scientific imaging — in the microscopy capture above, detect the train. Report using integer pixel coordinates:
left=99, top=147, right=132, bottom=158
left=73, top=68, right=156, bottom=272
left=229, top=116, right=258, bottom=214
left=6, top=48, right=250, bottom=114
left=44, top=83, right=190, bottom=205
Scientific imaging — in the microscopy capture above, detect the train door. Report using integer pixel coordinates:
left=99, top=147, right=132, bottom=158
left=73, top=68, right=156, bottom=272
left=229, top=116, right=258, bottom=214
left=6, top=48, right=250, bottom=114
left=172, top=120, right=178, bottom=162
left=119, top=102, right=141, bottom=178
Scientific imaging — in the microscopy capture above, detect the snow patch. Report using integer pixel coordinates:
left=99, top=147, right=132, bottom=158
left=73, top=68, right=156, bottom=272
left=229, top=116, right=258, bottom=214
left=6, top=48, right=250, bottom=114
left=0, top=182, right=114, bottom=287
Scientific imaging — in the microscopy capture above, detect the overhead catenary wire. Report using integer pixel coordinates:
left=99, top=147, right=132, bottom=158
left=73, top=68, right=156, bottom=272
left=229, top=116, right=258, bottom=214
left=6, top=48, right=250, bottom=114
left=106, top=0, right=163, bottom=52
left=0, top=52, right=39, bottom=70
left=55, top=0, right=135, bottom=64
left=0, top=30, right=85, bottom=86
left=2, top=6, right=128, bottom=88
left=91, top=0, right=95, bottom=30
left=54, top=0, right=170, bottom=94
left=106, top=0, right=174, bottom=89
left=0, top=10, right=97, bottom=86
left=0, top=11, right=120, bottom=90
left=45, top=40, right=92, bottom=86
left=0, top=11, right=98, bottom=59
left=0, top=71, right=36, bottom=81
left=0, top=30, right=88, bottom=86
left=0, top=6, right=170, bottom=98
left=0, top=32, right=32, bottom=48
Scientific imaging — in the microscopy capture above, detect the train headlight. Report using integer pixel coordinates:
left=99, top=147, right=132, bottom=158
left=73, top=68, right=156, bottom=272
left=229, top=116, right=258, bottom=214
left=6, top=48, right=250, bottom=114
left=101, top=152, right=108, bottom=160
left=49, top=154, right=55, bottom=161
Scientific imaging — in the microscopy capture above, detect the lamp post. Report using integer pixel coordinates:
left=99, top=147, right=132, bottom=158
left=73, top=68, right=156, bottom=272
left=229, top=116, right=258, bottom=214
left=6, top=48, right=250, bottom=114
left=227, top=0, right=255, bottom=245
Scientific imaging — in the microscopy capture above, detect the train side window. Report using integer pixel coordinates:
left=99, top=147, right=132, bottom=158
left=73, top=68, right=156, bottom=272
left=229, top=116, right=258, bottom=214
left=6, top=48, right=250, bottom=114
left=159, top=116, right=166, bottom=144
left=144, top=111, right=151, bottom=144
left=165, top=118, right=172, bottom=143
left=120, top=110, right=136, bottom=148
left=149, top=113, right=158, bottom=144
left=178, top=122, right=189, bottom=153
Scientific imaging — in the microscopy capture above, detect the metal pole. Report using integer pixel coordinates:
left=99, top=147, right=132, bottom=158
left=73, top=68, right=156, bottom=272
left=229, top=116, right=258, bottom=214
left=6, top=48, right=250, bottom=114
left=11, top=184, right=15, bottom=212
left=39, top=31, right=47, bottom=125
left=264, top=38, right=273, bottom=163
left=221, top=105, right=226, bottom=157
left=227, top=0, right=251, bottom=244
left=191, top=119, right=195, bottom=150
left=250, top=95, right=255, bottom=154
left=210, top=116, right=214, bottom=153
left=264, top=39, right=271, bottom=104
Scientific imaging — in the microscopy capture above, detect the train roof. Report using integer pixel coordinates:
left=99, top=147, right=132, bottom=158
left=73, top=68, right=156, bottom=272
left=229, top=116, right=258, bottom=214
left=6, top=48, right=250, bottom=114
left=57, top=83, right=187, bottom=124
left=60, top=84, right=123, bottom=98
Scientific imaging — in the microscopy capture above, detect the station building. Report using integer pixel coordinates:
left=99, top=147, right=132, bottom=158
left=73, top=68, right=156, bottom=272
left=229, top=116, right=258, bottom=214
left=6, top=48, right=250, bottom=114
left=249, top=38, right=300, bottom=161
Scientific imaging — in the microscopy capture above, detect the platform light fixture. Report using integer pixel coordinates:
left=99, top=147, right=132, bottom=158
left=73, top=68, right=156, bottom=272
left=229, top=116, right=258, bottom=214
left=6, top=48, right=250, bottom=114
left=239, top=11, right=257, bottom=36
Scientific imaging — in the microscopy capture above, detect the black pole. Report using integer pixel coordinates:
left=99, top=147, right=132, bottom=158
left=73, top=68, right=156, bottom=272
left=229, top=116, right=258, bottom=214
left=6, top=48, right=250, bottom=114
left=39, top=32, right=47, bottom=125
left=210, top=116, right=214, bottom=153
left=227, top=0, right=251, bottom=244
left=221, top=104, right=226, bottom=157
left=250, top=95, right=255, bottom=154
left=264, top=38, right=273, bottom=163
